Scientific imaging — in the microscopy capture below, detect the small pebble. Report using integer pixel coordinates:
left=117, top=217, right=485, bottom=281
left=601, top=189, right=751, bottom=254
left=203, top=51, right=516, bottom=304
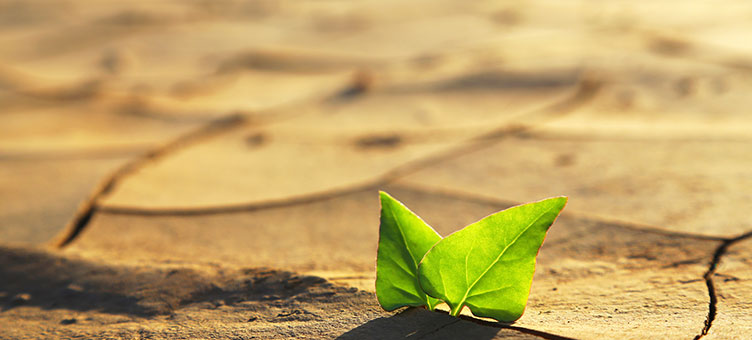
left=60, top=318, right=77, bottom=325
left=10, top=293, right=31, bottom=306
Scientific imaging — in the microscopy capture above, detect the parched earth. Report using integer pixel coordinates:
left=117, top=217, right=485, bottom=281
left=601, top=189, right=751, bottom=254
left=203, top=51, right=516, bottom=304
left=1, top=1, right=751, bottom=339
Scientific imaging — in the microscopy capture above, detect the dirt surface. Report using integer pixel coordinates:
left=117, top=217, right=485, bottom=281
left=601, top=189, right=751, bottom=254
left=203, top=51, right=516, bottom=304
left=708, top=236, right=752, bottom=339
left=2, top=1, right=752, bottom=339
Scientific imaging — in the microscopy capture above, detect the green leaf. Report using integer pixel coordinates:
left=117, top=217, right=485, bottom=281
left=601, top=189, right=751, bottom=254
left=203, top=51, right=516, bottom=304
left=417, top=196, right=567, bottom=322
left=376, top=191, right=442, bottom=311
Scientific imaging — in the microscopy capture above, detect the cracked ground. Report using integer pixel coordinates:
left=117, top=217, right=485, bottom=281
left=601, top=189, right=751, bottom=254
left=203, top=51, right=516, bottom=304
left=1, top=1, right=751, bottom=339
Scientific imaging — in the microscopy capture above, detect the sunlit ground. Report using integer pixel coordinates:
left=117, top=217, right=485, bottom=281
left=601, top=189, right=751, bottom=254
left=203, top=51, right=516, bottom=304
left=1, top=1, right=751, bottom=339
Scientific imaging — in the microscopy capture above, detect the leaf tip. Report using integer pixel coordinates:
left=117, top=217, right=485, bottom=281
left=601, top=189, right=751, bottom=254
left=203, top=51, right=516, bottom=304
left=378, top=190, right=393, bottom=200
left=546, top=195, right=569, bottom=209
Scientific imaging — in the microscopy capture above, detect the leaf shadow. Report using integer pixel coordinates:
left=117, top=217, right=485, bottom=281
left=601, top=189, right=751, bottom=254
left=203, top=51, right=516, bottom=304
left=336, top=308, right=537, bottom=340
left=0, top=245, right=329, bottom=317
left=1, top=245, right=159, bottom=316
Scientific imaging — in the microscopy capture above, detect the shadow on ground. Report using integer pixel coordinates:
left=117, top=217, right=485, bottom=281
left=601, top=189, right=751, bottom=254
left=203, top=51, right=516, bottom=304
left=0, top=245, right=333, bottom=317
left=336, top=308, right=552, bottom=340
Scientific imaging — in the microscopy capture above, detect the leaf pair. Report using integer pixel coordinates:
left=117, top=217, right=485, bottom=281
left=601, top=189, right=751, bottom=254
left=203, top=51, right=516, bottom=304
left=375, top=191, right=567, bottom=322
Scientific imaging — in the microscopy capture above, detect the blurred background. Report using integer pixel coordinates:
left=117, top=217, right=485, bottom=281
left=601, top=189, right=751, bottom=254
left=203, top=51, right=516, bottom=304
left=1, top=0, right=751, bottom=247
left=2, top=2, right=752, bottom=338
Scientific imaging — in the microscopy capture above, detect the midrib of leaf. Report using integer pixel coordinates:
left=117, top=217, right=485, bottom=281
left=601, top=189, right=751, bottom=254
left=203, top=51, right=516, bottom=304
left=389, top=208, right=420, bottom=273
left=450, top=206, right=554, bottom=316
left=389, top=208, right=440, bottom=309
left=386, top=283, right=423, bottom=300
left=383, top=254, right=415, bottom=277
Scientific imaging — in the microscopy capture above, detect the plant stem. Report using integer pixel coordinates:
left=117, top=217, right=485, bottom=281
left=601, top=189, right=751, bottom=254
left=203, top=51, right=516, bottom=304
left=426, top=298, right=439, bottom=311
left=450, top=304, right=463, bottom=316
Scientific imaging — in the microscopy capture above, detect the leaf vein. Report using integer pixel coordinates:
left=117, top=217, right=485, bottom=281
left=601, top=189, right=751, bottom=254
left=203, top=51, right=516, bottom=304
left=456, top=205, right=556, bottom=310
left=383, top=284, right=425, bottom=302
left=467, top=284, right=514, bottom=299
left=464, top=243, right=474, bottom=287
left=439, top=256, right=447, bottom=296
left=389, top=208, right=419, bottom=271
left=383, top=254, right=416, bottom=278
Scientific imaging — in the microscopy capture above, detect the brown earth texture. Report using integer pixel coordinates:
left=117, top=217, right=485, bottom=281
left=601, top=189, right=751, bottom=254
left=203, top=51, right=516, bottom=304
left=1, top=1, right=751, bottom=339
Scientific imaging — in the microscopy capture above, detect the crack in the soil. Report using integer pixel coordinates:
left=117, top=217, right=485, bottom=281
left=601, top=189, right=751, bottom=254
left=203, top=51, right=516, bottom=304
left=82, top=77, right=602, bottom=218
left=693, top=230, right=752, bottom=340
left=97, top=184, right=380, bottom=216
left=92, top=178, right=721, bottom=245
left=388, top=183, right=726, bottom=242
left=428, top=310, right=579, bottom=340
left=378, top=77, right=601, bottom=184
left=500, top=325, right=579, bottom=340
left=415, top=318, right=461, bottom=339
left=54, top=114, right=250, bottom=247
left=52, top=79, right=360, bottom=247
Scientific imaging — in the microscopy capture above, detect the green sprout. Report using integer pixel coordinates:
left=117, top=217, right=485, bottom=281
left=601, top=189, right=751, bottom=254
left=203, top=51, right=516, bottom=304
left=375, top=191, right=567, bottom=322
